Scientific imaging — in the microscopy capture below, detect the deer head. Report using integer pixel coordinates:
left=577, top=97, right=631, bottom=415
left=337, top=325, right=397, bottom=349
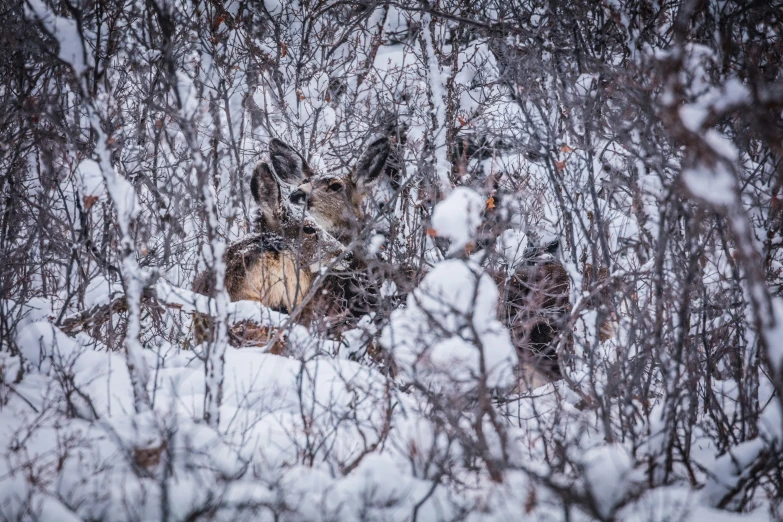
left=249, top=157, right=349, bottom=273
left=257, top=137, right=390, bottom=243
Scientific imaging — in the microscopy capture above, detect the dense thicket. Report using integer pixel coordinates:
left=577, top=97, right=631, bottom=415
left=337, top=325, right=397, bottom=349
left=1, top=1, right=782, bottom=520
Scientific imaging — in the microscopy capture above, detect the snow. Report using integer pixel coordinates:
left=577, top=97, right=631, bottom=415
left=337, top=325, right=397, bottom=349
left=26, top=0, right=89, bottom=75
left=381, top=259, right=517, bottom=390
left=431, top=186, right=485, bottom=254
left=581, top=443, right=640, bottom=518
left=3, top=314, right=456, bottom=520
left=4, top=2, right=783, bottom=520
left=367, top=233, right=386, bottom=255
left=1, top=297, right=52, bottom=330
left=76, top=159, right=105, bottom=198
left=421, top=13, right=452, bottom=194
left=679, top=104, right=710, bottom=132
left=303, top=72, right=329, bottom=108
left=84, top=274, right=123, bottom=308
left=105, top=167, right=141, bottom=221
left=619, top=486, right=772, bottom=522
left=496, top=228, right=529, bottom=268
left=263, top=0, right=283, bottom=16
left=682, top=164, right=737, bottom=207
left=574, top=73, right=598, bottom=98
left=701, top=437, right=768, bottom=509
left=322, top=106, right=336, bottom=127
left=764, top=298, right=783, bottom=376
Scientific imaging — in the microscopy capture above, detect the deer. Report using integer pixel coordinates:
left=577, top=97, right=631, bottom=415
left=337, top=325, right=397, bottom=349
left=266, top=135, right=572, bottom=386
left=494, top=240, right=572, bottom=384
left=191, top=160, right=349, bottom=332
left=256, top=137, right=402, bottom=330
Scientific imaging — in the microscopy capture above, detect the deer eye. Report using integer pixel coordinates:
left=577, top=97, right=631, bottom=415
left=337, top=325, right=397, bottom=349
left=302, top=225, right=317, bottom=235
left=327, top=181, right=343, bottom=192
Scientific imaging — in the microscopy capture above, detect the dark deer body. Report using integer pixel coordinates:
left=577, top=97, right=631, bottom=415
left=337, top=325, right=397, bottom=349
left=498, top=258, right=571, bottom=381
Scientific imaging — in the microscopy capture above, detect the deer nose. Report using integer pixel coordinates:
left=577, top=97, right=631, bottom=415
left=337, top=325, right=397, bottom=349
left=289, top=189, right=307, bottom=205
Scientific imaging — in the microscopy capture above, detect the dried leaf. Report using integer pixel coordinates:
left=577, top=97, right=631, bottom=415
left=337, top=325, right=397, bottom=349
left=281, top=42, right=287, bottom=57
left=486, top=196, right=495, bottom=210
left=554, top=159, right=566, bottom=171
left=409, top=440, right=419, bottom=457
left=84, top=195, right=99, bottom=209
left=457, top=116, right=467, bottom=126
left=134, top=443, right=166, bottom=469
left=297, top=90, right=305, bottom=100
left=559, top=144, right=574, bottom=153
left=426, top=227, right=438, bottom=237
left=524, top=486, right=537, bottom=514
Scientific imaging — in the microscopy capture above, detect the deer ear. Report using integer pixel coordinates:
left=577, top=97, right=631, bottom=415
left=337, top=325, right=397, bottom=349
left=354, top=136, right=390, bottom=187
left=251, top=162, right=280, bottom=209
left=269, top=139, right=311, bottom=183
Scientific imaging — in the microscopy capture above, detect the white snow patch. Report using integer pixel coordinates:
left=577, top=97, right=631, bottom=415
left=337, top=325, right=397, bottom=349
left=76, top=159, right=105, bottom=198
left=367, top=233, right=386, bottom=255
left=26, top=0, right=89, bottom=75
left=495, top=228, right=529, bottom=268
left=381, top=259, right=517, bottom=390
left=682, top=164, right=736, bottom=207
left=431, top=187, right=484, bottom=254
left=582, top=444, right=638, bottom=518
left=765, top=298, right=783, bottom=376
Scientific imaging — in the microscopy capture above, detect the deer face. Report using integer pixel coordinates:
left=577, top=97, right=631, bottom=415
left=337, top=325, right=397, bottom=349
left=258, top=137, right=390, bottom=243
left=249, top=154, right=349, bottom=272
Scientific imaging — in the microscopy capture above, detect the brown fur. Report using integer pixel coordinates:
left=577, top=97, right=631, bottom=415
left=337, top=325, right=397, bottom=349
left=192, top=227, right=344, bottom=310
left=134, top=441, right=166, bottom=469
left=239, top=252, right=312, bottom=309
left=497, top=261, right=572, bottom=380
left=193, top=235, right=316, bottom=310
